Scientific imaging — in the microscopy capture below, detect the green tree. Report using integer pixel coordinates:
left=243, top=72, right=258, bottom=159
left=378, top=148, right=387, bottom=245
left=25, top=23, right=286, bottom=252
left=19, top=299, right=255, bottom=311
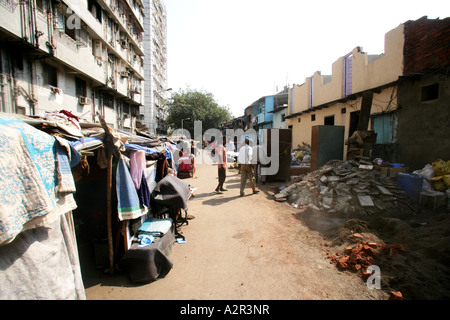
left=167, top=88, right=232, bottom=136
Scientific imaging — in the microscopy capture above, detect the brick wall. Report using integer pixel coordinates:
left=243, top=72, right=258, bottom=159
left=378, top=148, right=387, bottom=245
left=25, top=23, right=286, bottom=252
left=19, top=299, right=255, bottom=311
left=403, top=16, right=450, bottom=75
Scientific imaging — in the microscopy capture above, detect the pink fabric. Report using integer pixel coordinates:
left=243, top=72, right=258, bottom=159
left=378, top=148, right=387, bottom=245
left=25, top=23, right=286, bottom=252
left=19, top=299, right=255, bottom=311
left=130, top=150, right=146, bottom=189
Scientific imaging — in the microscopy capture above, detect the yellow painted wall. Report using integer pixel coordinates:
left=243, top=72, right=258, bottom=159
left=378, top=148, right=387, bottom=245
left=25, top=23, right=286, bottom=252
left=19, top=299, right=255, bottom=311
left=286, top=23, right=404, bottom=158
left=352, top=25, right=404, bottom=93
left=287, top=86, right=398, bottom=156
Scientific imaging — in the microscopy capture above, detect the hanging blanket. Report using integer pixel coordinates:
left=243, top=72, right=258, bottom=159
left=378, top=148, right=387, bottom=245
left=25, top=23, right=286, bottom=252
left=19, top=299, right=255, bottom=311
left=130, top=150, right=146, bottom=189
left=116, top=158, right=147, bottom=221
left=138, top=172, right=151, bottom=207
left=55, top=138, right=76, bottom=193
left=0, top=116, right=58, bottom=245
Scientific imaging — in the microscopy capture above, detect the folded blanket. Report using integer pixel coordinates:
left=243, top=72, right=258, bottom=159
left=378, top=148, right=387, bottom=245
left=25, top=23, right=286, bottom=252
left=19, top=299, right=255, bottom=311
left=116, top=158, right=147, bottom=221
left=137, top=217, right=173, bottom=237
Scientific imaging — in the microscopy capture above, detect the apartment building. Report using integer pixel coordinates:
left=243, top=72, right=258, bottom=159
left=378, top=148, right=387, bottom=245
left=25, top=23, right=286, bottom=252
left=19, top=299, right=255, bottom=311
left=141, top=0, right=168, bottom=134
left=250, top=88, right=289, bottom=132
left=0, top=0, right=145, bottom=130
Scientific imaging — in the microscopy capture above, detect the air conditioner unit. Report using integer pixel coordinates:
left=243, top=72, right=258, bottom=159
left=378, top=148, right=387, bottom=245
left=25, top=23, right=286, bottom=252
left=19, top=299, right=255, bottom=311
left=79, top=96, right=91, bottom=105
left=119, top=71, right=129, bottom=77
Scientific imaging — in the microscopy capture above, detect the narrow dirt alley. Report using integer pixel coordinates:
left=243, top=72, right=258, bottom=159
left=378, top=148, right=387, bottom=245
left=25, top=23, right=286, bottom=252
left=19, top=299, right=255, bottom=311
left=84, top=151, right=388, bottom=300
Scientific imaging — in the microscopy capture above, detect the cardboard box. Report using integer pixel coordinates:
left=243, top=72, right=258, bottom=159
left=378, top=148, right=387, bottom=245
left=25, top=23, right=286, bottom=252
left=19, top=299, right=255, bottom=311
left=380, top=167, right=406, bottom=178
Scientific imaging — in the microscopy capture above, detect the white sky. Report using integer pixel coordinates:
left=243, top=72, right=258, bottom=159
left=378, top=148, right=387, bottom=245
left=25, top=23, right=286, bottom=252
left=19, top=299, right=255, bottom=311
left=164, top=0, right=449, bottom=117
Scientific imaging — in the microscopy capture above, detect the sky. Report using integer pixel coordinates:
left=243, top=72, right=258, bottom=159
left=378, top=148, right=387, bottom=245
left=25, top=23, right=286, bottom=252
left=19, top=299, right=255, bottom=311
left=164, top=0, right=449, bottom=117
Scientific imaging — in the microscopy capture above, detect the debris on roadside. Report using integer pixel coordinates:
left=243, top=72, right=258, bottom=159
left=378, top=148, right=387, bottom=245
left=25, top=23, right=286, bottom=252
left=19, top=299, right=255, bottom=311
left=326, top=235, right=406, bottom=278
left=291, top=142, right=311, bottom=167
left=389, top=291, right=403, bottom=300
left=274, top=159, right=416, bottom=216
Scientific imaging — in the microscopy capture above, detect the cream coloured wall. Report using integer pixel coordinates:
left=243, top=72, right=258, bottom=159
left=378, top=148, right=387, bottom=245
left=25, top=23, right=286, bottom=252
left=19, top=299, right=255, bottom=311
left=313, top=57, right=344, bottom=107
left=352, top=25, right=404, bottom=93
left=288, top=85, right=398, bottom=156
left=286, top=23, right=404, bottom=158
left=288, top=24, right=403, bottom=116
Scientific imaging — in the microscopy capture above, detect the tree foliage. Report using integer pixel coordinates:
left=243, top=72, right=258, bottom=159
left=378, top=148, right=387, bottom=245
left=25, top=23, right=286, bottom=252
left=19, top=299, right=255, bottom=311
left=167, top=88, right=232, bottom=136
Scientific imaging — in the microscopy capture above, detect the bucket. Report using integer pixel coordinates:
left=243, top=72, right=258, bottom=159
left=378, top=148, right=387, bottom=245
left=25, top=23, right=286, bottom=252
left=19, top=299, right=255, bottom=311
left=396, top=173, right=423, bottom=203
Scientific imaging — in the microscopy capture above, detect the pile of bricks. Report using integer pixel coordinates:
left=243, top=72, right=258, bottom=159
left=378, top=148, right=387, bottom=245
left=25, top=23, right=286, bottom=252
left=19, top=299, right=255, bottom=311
left=326, top=234, right=406, bottom=278
left=327, top=241, right=379, bottom=276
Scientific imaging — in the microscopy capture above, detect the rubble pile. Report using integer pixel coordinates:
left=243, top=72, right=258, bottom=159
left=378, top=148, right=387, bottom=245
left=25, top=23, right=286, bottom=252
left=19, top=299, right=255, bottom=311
left=274, top=160, right=415, bottom=216
left=291, top=142, right=311, bottom=166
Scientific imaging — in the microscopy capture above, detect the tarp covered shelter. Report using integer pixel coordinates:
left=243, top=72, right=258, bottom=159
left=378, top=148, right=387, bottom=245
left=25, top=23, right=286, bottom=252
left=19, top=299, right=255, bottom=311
left=0, top=113, right=84, bottom=299
left=0, top=111, right=193, bottom=298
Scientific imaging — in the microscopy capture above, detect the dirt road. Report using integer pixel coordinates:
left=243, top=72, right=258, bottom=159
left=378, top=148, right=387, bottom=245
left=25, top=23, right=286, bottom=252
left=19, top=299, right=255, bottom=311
left=84, top=152, right=388, bottom=300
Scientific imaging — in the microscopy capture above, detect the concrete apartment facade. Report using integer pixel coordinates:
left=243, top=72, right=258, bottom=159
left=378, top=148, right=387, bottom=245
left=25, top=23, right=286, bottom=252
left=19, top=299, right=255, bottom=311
left=0, top=0, right=145, bottom=130
left=141, top=0, right=168, bottom=134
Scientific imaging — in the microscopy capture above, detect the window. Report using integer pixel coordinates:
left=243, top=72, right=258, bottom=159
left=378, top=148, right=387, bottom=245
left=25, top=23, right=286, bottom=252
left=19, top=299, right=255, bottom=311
left=65, top=20, right=76, bottom=41
left=11, top=50, right=23, bottom=71
left=341, top=107, right=346, bottom=114
left=75, top=77, right=87, bottom=97
left=311, top=114, right=316, bottom=122
left=36, top=0, right=47, bottom=13
left=421, top=83, right=439, bottom=101
left=43, top=63, right=57, bottom=87
left=324, top=115, right=335, bottom=125
left=103, top=93, right=114, bottom=108
left=88, top=0, right=102, bottom=22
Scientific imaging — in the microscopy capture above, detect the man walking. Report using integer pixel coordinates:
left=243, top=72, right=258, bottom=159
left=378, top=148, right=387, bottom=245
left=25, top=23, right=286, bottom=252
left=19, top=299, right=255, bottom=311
left=214, top=136, right=228, bottom=194
left=238, top=137, right=260, bottom=197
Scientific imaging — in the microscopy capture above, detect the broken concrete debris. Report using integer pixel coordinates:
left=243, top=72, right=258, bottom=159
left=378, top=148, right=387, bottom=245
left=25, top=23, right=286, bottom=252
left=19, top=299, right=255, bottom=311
left=274, top=160, right=413, bottom=216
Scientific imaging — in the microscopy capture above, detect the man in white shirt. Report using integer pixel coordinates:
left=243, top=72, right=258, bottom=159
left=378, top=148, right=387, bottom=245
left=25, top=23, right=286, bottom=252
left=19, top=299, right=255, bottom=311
left=238, top=138, right=260, bottom=196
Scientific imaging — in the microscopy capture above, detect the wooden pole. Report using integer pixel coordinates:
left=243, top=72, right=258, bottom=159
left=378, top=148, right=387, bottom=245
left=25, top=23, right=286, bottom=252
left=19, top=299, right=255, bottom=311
left=106, top=151, right=114, bottom=275
left=97, top=112, right=120, bottom=276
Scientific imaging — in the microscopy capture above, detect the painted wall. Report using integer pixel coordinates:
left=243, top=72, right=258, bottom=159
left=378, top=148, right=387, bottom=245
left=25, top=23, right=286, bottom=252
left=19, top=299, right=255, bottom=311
left=264, top=96, right=274, bottom=124
left=285, top=22, right=405, bottom=156
left=272, top=109, right=287, bottom=129
left=287, top=23, right=404, bottom=118
left=287, top=86, right=398, bottom=153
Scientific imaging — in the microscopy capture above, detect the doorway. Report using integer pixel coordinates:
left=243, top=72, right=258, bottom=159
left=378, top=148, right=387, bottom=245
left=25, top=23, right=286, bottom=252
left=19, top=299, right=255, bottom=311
left=349, top=111, right=360, bottom=137
left=324, top=115, right=335, bottom=126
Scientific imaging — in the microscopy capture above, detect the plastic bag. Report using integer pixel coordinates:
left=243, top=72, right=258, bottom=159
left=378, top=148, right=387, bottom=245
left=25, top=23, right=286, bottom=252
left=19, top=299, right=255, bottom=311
left=413, top=164, right=435, bottom=181
left=432, top=159, right=450, bottom=176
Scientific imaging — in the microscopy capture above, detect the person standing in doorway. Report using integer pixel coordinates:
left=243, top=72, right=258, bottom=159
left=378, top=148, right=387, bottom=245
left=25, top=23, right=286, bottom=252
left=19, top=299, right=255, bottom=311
left=238, top=137, right=260, bottom=197
left=214, top=136, right=228, bottom=194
